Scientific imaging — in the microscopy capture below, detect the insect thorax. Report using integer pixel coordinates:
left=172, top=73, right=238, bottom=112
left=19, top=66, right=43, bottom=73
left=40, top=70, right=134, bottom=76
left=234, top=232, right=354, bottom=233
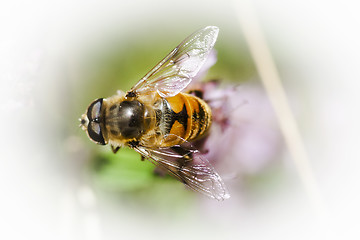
left=104, top=97, right=154, bottom=142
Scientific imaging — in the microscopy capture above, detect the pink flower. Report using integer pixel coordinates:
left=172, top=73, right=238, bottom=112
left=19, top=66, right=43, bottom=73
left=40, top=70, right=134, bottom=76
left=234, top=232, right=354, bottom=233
left=198, top=81, right=282, bottom=176
left=188, top=51, right=282, bottom=177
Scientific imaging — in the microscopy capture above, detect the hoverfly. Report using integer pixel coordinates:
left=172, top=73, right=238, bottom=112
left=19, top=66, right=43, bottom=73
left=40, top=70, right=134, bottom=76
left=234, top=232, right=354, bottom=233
left=80, top=26, right=230, bottom=200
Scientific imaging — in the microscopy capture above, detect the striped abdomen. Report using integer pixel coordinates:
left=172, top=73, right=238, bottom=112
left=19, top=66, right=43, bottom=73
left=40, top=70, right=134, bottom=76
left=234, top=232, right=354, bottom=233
left=160, top=93, right=212, bottom=146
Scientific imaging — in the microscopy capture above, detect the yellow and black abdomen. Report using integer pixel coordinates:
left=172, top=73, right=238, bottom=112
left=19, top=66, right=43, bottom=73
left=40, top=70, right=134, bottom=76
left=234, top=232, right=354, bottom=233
left=160, top=93, right=211, bottom=146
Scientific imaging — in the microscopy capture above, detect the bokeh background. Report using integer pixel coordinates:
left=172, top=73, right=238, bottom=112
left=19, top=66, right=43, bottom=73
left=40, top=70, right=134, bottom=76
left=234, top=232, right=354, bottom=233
left=1, top=0, right=360, bottom=239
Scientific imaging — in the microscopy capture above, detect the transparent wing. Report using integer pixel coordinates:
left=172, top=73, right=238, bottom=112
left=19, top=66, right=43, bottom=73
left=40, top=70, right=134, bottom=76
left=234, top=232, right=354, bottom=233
left=130, top=26, right=219, bottom=98
left=134, top=140, right=230, bottom=201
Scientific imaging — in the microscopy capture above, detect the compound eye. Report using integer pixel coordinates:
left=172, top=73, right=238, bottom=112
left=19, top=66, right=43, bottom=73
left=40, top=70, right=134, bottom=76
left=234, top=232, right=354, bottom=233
left=87, top=98, right=103, bottom=121
left=87, top=121, right=105, bottom=145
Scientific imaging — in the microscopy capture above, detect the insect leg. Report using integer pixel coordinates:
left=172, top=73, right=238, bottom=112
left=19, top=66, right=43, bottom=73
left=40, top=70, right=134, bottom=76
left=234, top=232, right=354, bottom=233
left=111, top=145, right=121, bottom=154
left=188, top=89, right=204, bottom=99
